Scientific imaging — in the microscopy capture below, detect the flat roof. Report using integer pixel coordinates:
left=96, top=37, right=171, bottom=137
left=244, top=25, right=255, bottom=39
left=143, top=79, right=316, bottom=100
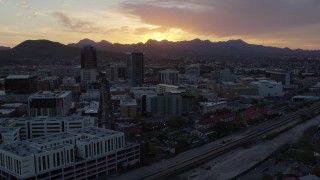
left=0, top=115, right=91, bottom=125
left=6, top=75, right=36, bottom=79
left=0, top=127, right=122, bottom=157
left=1, top=103, right=25, bottom=107
left=69, top=126, right=122, bottom=138
left=29, top=91, right=71, bottom=98
left=0, top=109, right=15, bottom=114
left=292, top=95, right=320, bottom=99
left=200, top=101, right=227, bottom=106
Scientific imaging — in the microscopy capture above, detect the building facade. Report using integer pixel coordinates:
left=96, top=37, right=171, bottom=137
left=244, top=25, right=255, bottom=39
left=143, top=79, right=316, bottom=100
left=5, top=75, right=38, bottom=95
left=211, top=69, right=241, bottom=83
left=127, top=53, right=144, bottom=87
left=266, top=70, right=291, bottom=88
left=110, top=64, right=127, bottom=81
left=120, top=99, right=137, bottom=118
left=81, top=45, right=97, bottom=70
left=0, top=127, right=140, bottom=180
left=0, top=116, right=95, bottom=141
left=185, top=64, right=200, bottom=78
left=28, top=91, right=72, bottom=117
left=199, top=101, right=227, bottom=114
left=60, top=77, right=81, bottom=101
left=250, top=80, right=283, bottom=97
left=158, top=69, right=179, bottom=85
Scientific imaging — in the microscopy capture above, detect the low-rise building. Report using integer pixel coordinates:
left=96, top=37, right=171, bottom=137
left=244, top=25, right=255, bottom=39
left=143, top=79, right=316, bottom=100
left=250, top=80, right=283, bottom=97
left=199, top=101, right=227, bottom=114
left=0, top=103, right=27, bottom=115
left=0, top=127, right=20, bottom=144
left=158, top=69, right=179, bottom=85
left=120, top=98, right=137, bottom=118
left=60, top=77, right=81, bottom=101
left=28, top=91, right=73, bottom=117
left=80, top=89, right=100, bottom=102
left=0, top=127, right=140, bottom=180
left=0, top=116, right=95, bottom=140
left=156, top=84, right=186, bottom=94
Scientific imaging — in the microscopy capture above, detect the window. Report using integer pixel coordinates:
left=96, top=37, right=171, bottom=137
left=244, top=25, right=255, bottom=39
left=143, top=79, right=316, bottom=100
left=42, top=156, right=46, bottom=170
left=47, top=155, right=50, bottom=169
left=85, top=145, right=88, bottom=157
left=53, top=154, right=56, bottom=167
left=57, top=153, right=60, bottom=166
left=38, top=157, right=41, bottom=171
left=70, top=150, right=74, bottom=162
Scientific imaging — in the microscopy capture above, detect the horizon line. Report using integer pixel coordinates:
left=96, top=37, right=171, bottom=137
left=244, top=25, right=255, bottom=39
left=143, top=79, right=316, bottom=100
left=1, top=38, right=319, bottom=51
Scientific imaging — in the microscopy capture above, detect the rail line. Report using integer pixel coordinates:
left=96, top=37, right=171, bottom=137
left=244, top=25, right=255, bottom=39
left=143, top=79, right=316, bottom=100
left=134, top=103, right=320, bottom=180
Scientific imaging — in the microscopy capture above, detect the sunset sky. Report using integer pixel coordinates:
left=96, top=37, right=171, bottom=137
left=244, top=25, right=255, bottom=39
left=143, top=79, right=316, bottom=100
left=0, top=0, right=320, bottom=49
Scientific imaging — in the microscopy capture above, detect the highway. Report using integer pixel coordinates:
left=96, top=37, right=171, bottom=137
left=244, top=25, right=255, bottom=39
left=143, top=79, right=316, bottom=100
left=113, top=102, right=320, bottom=180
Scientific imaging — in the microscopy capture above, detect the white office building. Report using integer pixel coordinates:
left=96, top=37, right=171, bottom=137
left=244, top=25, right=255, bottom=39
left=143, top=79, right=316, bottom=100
left=0, top=127, right=140, bottom=180
left=266, top=70, right=291, bottom=88
left=158, top=69, right=179, bottom=85
left=251, top=80, right=283, bottom=97
left=0, top=116, right=95, bottom=141
left=28, top=91, right=73, bottom=117
left=199, top=101, right=227, bottom=114
left=0, top=127, right=20, bottom=144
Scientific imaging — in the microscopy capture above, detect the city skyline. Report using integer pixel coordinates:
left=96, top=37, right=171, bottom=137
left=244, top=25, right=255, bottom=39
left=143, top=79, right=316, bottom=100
left=1, top=0, right=320, bottom=50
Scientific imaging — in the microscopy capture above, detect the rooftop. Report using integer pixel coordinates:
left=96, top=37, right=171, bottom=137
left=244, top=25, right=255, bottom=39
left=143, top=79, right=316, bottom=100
left=200, top=101, right=227, bottom=107
left=0, top=115, right=92, bottom=125
left=0, top=127, right=123, bottom=157
left=69, top=126, right=122, bottom=138
left=6, top=75, right=36, bottom=80
left=0, top=109, right=15, bottom=115
left=1, top=103, right=25, bottom=108
left=29, top=91, right=71, bottom=98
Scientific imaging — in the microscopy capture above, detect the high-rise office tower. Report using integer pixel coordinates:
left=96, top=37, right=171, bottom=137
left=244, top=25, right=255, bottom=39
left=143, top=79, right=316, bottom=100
left=80, top=45, right=97, bottom=82
left=127, top=52, right=144, bottom=87
left=81, top=45, right=97, bottom=69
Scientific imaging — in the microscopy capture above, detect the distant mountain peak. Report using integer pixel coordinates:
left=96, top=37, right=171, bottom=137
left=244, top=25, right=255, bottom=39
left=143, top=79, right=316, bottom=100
left=226, top=39, right=247, bottom=45
left=145, top=39, right=159, bottom=44
left=78, top=38, right=96, bottom=45
left=98, top=40, right=112, bottom=45
left=14, top=39, right=64, bottom=50
left=191, top=38, right=202, bottom=42
left=0, top=46, right=11, bottom=51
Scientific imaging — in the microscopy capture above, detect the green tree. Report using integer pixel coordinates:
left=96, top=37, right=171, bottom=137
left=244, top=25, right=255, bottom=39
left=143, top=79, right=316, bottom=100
left=167, top=117, right=186, bottom=130
left=213, top=121, right=228, bottom=135
left=314, top=166, right=320, bottom=177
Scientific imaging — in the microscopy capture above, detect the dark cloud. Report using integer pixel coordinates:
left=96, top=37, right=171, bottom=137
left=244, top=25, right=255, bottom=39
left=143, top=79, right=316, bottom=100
left=51, top=11, right=102, bottom=33
left=121, top=0, right=320, bottom=37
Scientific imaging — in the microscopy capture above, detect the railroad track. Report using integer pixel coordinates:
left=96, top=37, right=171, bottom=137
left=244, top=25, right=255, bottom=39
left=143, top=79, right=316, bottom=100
left=134, top=103, right=320, bottom=180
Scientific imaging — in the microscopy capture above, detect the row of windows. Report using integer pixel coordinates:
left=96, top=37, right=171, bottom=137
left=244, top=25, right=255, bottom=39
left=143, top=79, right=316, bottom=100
left=37, top=149, right=74, bottom=172
left=0, top=153, right=21, bottom=175
left=84, top=136, right=125, bottom=158
left=39, top=139, right=74, bottom=149
left=12, top=122, right=86, bottom=140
